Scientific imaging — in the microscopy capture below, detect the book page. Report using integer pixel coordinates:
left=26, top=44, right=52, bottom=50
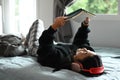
left=65, top=9, right=95, bottom=23
left=71, top=11, right=95, bottom=23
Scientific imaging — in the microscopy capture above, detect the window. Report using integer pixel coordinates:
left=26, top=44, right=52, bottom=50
left=65, top=0, right=118, bottom=15
left=2, top=0, right=36, bottom=36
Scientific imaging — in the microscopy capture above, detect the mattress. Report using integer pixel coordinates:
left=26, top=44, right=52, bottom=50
left=0, top=47, right=120, bottom=80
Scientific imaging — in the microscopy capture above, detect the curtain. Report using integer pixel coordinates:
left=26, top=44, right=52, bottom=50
left=0, top=5, right=2, bottom=34
left=53, top=0, right=74, bottom=43
left=1, top=0, right=36, bottom=36
left=59, top=0, right=75, bottom=6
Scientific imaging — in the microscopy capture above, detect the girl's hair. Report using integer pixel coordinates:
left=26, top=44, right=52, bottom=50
left=81, top=55, right=102, bottom=68
left=79, top=55, right=104, bottom=76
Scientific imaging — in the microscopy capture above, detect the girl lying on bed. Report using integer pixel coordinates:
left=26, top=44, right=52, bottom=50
left=36, top=16, right=104, bottom=76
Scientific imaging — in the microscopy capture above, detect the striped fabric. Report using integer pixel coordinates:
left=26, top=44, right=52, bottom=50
left=25, top=19, right=44, bottom=56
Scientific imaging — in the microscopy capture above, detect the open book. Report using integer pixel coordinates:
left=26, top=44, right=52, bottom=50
left=65, top=9, right=95, bottom=23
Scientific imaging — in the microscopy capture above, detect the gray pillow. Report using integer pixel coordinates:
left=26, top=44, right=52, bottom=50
left=0, top=34, right=27, bottom=57
left=25, top=19, right=44, bottom=56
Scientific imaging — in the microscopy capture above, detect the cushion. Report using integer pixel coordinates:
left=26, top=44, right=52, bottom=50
left=24, top=19, right=44, bottom=56
left=0, top=34, right=27, bottom=57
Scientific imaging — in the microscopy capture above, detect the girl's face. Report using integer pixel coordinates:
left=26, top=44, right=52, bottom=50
left=74, top=48, right=96, bottom=61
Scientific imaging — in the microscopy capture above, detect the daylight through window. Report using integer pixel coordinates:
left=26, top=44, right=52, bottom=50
left=65, top=0, right=118, bottom=15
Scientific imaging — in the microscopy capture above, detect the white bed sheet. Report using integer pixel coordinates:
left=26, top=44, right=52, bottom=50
left=0, top=47, right=120, bottom=80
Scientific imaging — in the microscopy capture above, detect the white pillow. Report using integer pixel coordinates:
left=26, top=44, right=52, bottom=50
left=25, top=19, right=44, bottom=56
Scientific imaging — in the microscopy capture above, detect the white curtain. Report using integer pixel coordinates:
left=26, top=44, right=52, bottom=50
left=1, top=0, right=36, bottom=36
left=0, top=5, right=2, bottom=34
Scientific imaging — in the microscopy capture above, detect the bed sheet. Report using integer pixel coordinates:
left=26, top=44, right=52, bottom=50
left=0, top=47, right=120, bottom=80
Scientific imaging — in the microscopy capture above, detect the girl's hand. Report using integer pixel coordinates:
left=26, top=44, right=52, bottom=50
left=52, top=16, right=67, bottom=30
left=83, top=17, right=90, bottom=26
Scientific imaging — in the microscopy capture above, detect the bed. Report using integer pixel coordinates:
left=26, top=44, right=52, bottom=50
left=1, top=19, right=120, bottom=80
left=0, top=47, right=120, bottom=80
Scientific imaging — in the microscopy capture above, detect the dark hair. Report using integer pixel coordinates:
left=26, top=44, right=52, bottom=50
left=81, top=55, right=102, bottom=68
left=79, top=55, right=104, bottom=76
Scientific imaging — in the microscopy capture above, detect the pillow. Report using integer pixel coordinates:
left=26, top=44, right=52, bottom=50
left=24, top=19, right=44, bottom=56
left=0, top=34, right=27, bottom=57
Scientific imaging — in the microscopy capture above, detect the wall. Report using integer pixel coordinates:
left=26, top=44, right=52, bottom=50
left=89, top=19, right=120, bottom=48
left=36, top=0, right=54, bottom=29
left=37, top=0, right=120, bottom=48
left=71, top=15, right=120, bottom=48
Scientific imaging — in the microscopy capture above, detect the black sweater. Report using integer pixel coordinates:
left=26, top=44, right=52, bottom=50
left=37, top=23, right=94, bottom=70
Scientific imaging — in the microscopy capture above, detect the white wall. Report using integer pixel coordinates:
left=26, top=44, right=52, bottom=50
left=36, top=0, right=54, bottom=29
left=89, top=16, right=120, bottom=48
left=71, top=15, right=120, bottom=48
left=37, top=0, right=120, bottom=48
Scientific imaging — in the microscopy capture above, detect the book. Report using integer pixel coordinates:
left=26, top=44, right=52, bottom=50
left=65, top=8, right=96, bottom=23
